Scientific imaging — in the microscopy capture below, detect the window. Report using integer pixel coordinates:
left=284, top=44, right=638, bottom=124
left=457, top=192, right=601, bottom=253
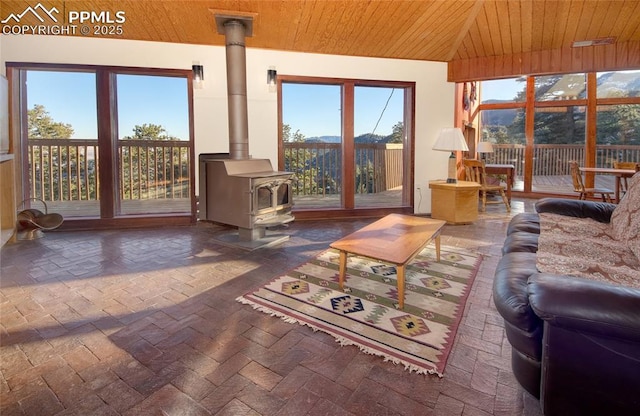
left=282, top=83, right=342, bottom=209
left=280, top=77, right=413, bottom=212
left=116, top=73, right=190, bottom=215
left=479, top=108, right=525, bottom=190
left=596, top=70, right=640, bottom=99
left=25, top=69, right=100, bottom=216
left=535, top=74, right=586, bottom=101
left=480, top=78, right=526, bottom=103
left=478, top=70, right=640, bottom=196
left=10, top=63, right=195, bottom=225
left=354, top=86, right=405, bottom=208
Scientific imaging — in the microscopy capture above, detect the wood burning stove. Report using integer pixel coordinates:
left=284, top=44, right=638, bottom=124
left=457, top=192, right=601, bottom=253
left=199, top=157, right=294, bottom=242
left=197, top=14, right=294, bottom=247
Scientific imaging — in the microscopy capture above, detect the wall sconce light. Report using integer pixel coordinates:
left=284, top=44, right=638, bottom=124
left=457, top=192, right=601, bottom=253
left=192, top=63, right=204, bottom=89
left=267, top=66, right=277, bottom=92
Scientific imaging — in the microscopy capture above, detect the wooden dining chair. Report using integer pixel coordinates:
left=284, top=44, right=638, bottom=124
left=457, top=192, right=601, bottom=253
left=569, top=161, right=614, bottom=203
left=463, top=159, right=510, bottom=212
left=613, top=161, right=640, bottom=197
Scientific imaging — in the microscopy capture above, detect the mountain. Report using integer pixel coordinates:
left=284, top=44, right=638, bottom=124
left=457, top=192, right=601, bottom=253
left=483, top=108, right=518, bottom=126
left=304, top=133, right=392, bottom=143
left=304, top=135, right=341, bottom=143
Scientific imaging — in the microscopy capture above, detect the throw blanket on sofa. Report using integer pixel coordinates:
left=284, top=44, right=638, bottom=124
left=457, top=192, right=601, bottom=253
left=537, top=173, right=640, bottom=288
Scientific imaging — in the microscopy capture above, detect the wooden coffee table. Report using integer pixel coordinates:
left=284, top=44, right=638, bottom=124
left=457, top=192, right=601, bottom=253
left=330, top=214, right=446, bottom=309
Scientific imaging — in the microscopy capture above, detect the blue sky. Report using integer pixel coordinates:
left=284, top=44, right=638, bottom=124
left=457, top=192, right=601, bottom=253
left=28, top=71, right=403, bottom=141
left=480, top=77, right=526, bottom=102
left=27, top=70, right=189, bottom=140
left=282, top=83, right=404, bottom=138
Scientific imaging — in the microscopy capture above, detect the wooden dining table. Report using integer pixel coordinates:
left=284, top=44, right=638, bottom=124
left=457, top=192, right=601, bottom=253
left=579, top=167, right=637, bottom=203
left=485, top=163, right=515, bottom=202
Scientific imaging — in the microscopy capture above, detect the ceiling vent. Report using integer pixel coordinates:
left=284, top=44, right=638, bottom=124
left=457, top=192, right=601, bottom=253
left=572, top=37, right=615, bottom=48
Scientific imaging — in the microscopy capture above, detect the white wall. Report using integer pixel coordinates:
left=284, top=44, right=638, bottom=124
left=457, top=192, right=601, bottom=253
left=0, top=35, right=455, bottom=213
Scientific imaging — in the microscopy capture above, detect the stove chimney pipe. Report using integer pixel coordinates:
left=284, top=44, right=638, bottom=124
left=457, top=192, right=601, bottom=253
left=216, top=15, right=253, bottom=160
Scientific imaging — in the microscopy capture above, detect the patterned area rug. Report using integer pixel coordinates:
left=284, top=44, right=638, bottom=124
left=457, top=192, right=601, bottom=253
left=237, top=246, right=482, bottom=376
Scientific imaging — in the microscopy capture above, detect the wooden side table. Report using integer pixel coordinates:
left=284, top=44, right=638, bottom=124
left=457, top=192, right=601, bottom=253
left=429, top=180, right=481, bottom=224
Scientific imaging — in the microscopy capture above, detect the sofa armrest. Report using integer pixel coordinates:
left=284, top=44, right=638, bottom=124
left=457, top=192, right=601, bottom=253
left=527, top=273, right=640, bottom=415
left=534, top=198, right=616, bottom=223
left=527, top=273, right=640, bottom=341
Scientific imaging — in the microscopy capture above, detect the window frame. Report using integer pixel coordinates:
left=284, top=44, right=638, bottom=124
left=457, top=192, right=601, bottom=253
left=7, top=62, right=197, bottom=229
left=276, top=75, right=416, bottom=217
left=477, top=71, right=640, bottom=195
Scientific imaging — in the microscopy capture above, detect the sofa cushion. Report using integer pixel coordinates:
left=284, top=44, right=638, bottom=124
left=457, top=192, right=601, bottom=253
left=611, top=172, right=640, bottom=259
left=502, top=232, right=539, bottom=254
left=535, top=198, right=616, bottom=223
left=507, top=212, right=540, bottom=235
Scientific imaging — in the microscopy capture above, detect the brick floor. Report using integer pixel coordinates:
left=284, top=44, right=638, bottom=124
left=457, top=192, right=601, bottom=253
left=0, top=199, right=544, bottom=415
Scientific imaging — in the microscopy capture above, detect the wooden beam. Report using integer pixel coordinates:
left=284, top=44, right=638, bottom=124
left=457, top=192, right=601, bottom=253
left=448, top=40, right=640, bottom=82
left=445, top=0, right=486, bottom=62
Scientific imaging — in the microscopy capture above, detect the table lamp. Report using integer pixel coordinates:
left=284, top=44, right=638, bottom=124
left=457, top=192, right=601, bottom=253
left=432, top=128, right=469, bottom=183
left=477, top=141, right=494, bottom=162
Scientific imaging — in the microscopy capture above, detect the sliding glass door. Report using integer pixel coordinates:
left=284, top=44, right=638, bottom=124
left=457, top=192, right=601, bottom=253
left=281, top=82, right=342, bottom=209
left=354, top=85, right=405, bottom=208
left=12, top=64, right=194, bottom=225
left=24, top=69, right=100, bottom=217
left=280, top=77, right=413, bottom=212
left=115, top=73, right=191, bottom=215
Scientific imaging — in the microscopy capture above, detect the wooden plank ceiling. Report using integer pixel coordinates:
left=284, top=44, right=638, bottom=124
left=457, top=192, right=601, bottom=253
left=3, top=0, right=640, bottom=78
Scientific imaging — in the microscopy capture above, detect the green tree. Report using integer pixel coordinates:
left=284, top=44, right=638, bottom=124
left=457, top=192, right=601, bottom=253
left=121, top=123, right=186, bottom=199
left=28, top=104, right=74, bottom=139
left=282, top=124, right=306, bottom=143
left=122, top=123, right=178, bottom=141
left=27, top=104, right=89, bottom=201
left=389, top=122, right=404, bottom=143
left=597, top=104, right=640, bottom=145
left=282, top=124, right=323, bottom=195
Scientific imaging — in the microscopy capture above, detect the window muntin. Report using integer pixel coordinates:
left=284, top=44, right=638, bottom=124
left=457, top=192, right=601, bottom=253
left=478, top=70, right=640, bottom=196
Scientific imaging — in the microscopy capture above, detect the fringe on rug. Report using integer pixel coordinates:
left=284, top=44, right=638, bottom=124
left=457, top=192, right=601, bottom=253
left=236, top=295, right=444, bottom=378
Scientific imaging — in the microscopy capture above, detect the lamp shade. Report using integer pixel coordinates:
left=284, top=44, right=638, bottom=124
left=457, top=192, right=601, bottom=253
left=433, top=128, right=469, bottom=183
left=432, top=128, right=469, bottom=152
left=477, top=141, right=494, bottom=153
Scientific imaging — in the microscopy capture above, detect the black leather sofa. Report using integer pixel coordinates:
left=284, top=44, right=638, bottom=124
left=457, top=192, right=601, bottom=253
left=493, top=198, right=640, bottom=416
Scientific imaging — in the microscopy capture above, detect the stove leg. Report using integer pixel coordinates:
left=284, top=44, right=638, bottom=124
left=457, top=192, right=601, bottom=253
left=238, top=227, right=266, bottom=241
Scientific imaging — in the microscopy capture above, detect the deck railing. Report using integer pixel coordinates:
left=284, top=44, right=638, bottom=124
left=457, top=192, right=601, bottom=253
left=26, top=140, right=639, bottom=204
left=490, top=144, right=640, bottom=177
left=118, top=139, right=191, bottom=200
left=283, top=142, right=404, bottom=197
left=27, top=138, right=191, bottom=202
left=28, top=139, right=100, bottom=202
